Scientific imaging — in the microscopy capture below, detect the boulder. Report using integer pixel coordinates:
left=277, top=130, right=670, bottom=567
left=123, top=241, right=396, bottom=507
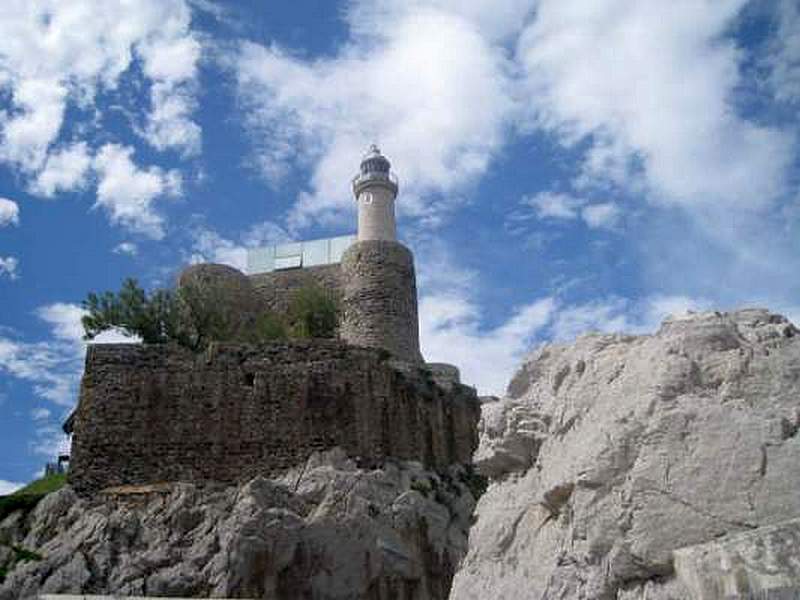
left=451, top=309, right=800, bottom=599
left=0, top=449, right=477, bottom=600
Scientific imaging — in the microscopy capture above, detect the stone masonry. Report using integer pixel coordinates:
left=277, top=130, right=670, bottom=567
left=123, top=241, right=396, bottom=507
left=340, top=240, right=423, bottom=364
left=68, top=341, right=479, bottom=496
left=248, top=263, right=343, bottom=315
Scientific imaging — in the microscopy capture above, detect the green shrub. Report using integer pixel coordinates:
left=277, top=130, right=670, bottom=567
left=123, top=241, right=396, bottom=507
left=173, top=279, right=240, bottom=350
left=286, top=285, right=339, bottom=339
left=81, top=278, right=242, bottom=351
left=82, top=280, right=341, bottom=350
left=82, top=278, right=180, bottom=345
left=252, top=310, right=289, bottom=341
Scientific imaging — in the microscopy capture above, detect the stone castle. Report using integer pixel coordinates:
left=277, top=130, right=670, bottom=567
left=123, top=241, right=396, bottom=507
left=67, top=147, right=479, bottom=496
left=242, top=145, right=424, bottom=364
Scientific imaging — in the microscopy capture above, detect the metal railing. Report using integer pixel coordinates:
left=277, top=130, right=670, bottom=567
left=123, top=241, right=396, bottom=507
left=352, top=171, right=399, bottom=193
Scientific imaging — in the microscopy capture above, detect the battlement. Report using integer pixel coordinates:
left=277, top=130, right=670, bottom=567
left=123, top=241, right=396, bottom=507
left=68, top=342, right=480, bottom=496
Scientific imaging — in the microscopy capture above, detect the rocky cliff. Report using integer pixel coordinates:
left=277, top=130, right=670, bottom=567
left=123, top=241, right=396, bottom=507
left=1, top=449, right=479, bottom=599
left=3, top=308, right=799, bottom=600
left=451, top=309, right=800, bottom=599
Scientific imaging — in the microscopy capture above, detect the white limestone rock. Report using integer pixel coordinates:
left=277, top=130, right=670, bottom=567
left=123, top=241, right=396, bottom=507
left=673, top=517, right=800, bottom=599
left=451, top=309, right=800, bottom=600
left=0, top=449, right=477, bottom=600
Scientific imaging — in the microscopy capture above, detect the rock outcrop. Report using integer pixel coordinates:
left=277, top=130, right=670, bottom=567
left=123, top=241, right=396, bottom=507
left=451, top=309, right=800, bottom=599
left=1, top=450, right=479, bottom=599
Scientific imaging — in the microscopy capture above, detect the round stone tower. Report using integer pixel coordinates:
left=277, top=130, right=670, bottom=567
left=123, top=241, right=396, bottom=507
left=340, top=147, right=423, bottom=363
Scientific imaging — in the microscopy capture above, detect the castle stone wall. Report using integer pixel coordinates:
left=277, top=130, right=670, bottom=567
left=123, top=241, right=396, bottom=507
left=340, top=241, right=423, bottom=363
left=68, top=342, right=479, bottom=496
left=248, top=263, right=343, bottom=314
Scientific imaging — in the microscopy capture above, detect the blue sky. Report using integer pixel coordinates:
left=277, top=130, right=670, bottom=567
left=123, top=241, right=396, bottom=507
left=0, top=0, right=798, bottom=491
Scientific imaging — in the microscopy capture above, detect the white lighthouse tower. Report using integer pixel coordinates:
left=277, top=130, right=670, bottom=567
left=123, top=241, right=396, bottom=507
left=352, top=145, right=399, bottom=242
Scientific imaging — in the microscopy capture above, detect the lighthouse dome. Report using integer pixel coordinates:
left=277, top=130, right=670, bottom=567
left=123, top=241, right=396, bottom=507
left=360, top=144, right=391, bottom=175
left=352, top=144, right=398, bottom=197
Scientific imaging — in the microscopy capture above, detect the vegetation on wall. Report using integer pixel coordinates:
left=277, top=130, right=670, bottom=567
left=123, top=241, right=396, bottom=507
left=82, top=278, right=180, bottom=344
left=286, top=285, right=339, bottom=339
left=82, top=278, right=339, bottom=350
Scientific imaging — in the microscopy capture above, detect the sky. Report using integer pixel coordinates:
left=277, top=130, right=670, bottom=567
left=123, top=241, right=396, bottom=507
left=0, top=0, right=798, bottom=492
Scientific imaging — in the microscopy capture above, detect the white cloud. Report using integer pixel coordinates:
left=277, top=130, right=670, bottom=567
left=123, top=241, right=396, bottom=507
left=417, top=244, right=712, bottom=394
left=346, top=0, right=536, bottom=43
left=521, top=192, right=621, bottom=229
left=0, top=198, right=19, bottom=226
left=188, top=221, right=290, bottom=271
left=30, top=422, right=70, bottom=459
left=189, top=228, right=248, bottom=270
left=187, top=0, right=230, bottom=22
left=547, top=297, right=632, bottom=342
left=142, top=83, right=201, bottom=155
left=517, top=0, right=793, bottom=211
left=113, top=242, right=139, bottom=256
left=421, top=293, right=555, bottom=395
left=0, top=0, right=201, bottom=173
left=0, top=336, right=79, bottom=406
left=93, top=144, right=182, bottom=239
left=509, top=1, right=799, bottom=316
left=235, top=5, right=515, bottom=231
left=0, top=480, right=23, bottom=495
left=36, top=303, right=86, bottom=344
left=242, top=221, right=292, bottom=248
left=31, top=142, right=92, bottom=197
left=31, top=407, right=51, bottom=421
left=37, top=301, right=140, bottom=345
left=0, top=257, right=19, bottom=280
left=0, top=301, right=139, bottom=408
left=30, top=140, right=188, bottom=238
left=0, top=78, right=67, bottom=173
left=524, top=191, right=583, bottom=220
left=767, top=0, right=800, bottom=104
left=137, top=13, right=202, bottom=155
left=548, top=294, right=712, bottom=342
left=645, top=295, right=711, bottom=325
left=416, top=243, right=556, bottom=395
left=581, top=202, right=620, bottom=229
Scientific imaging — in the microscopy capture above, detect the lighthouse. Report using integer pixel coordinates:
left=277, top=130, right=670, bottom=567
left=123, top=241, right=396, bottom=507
left=352, top=144, right=399, bottom=242
left=339, top=146, right=423, bottom=363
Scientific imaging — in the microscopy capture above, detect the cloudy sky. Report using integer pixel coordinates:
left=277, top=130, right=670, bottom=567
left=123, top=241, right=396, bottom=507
left=0, top=0, right=798, bottom=491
